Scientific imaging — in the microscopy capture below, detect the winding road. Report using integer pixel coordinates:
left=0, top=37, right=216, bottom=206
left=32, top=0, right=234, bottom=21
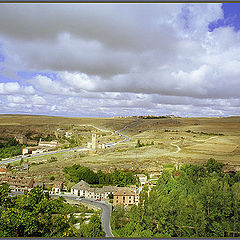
left=81, top=199, right=113, bottom=237
left=9, top=191, right=114, bottom=237
left=106, top=118, right=140, bottom=147
left=0, top=119, right=139, bottom=165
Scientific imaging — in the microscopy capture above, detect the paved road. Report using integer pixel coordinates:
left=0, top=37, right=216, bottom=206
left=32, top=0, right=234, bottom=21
left=0, top=146, right=88, bottom=165
left=81, top=199, right=113, bottom=237
left=9, top=191, right=114, bottom=237
left=0, top=119, right=140, bottom=165
left=51, top=195, right=113, bottom=237
left=106, top=118, right=140, bottom=147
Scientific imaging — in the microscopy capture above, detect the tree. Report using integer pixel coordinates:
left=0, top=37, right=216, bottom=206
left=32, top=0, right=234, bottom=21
left=0, top=183, right=11, bottom=207
left=87, top=214, right=104, bottom=237
left=108, top=193, right=113, bottom=199
left=50, top=176, right=55, bottom=181
left=232, top=182, right=240, bottom=237
left=111, top=160, right=240, bottom=238
left=135, top=140, right=142, bottom=148
left=19, top=158, right=24, bottom=166
left=205, top=158, right=224, bottom=174
left=0, top=186, right=76, bottom=237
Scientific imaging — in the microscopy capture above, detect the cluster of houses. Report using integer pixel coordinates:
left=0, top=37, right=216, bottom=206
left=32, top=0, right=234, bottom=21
left=0, top=167, right=150, bottom=206
left=0, top=175, right=35, bottom=192
left=22, top=139, right=59, bottom=155
left=52, top=173, right=149, bottom=206
left=69, top=180, right=141, bottom=206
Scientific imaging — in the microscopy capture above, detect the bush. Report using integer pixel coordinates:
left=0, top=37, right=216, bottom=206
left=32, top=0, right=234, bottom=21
left=50, top=176, right=55, bottom=181
left=49, top=156, right=57, bottom=163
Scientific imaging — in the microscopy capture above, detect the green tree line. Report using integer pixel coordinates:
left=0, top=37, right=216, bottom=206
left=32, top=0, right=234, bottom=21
left=0, top=138, right=23, bottom=160
left=0, top=184, right=103, bottom=237
left=64, top=164, right=136, bottom=186
left=111, top=159, right=240, bottom=238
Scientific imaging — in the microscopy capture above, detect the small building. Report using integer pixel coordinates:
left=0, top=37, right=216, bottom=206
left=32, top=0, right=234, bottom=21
left=38, top=139, right=58, bottom=148
left=22, top=147, right=38, bottom=155
left=136, top=174, right=148, bottom=186
left=0, top=176, right=34, bottom=192
left=113, top=187, right=136, bottom=206
left=87, top=142, right=93, bottom=148
left=0, top=167, right=7, bottom=175
left=102, top=185, right=118, bottom=199
left=22, top=147, right=30, bottom=155
left=32, top=148, right=45, bottom=155
left=52, top=181, right=63, bottom=194
left=71, top=180, right=118, bottom=200
left=149, top=171, right=162, bottom=181
left=26, top=140, right=38, bottom=146
left=22, top=147, right=45, bottom=155
left=86, top=187, right=105, bottom=200
left=98, top=143, right=106, bottom=149
left=71, top=180, right=90, bottom=196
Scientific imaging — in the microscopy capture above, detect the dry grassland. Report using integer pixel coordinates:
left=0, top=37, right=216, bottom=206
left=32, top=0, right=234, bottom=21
left=1, top=115, right=240, bottom=182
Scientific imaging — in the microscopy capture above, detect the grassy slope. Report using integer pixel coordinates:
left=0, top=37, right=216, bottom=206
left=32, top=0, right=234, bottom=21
left=1, top=114, right=240, bottom=183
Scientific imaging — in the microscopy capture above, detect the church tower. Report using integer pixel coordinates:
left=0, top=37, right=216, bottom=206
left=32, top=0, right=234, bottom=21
left=92, top=134, right=97, bottom=150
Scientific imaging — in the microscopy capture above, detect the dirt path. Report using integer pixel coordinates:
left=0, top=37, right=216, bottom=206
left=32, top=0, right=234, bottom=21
left=79, top=124, right=115, bottom=135
left=170, top=140, right=182, bottom=153
left=170, top=136, right=219, bottom=154
left=194, top=136, right=218, bottom=142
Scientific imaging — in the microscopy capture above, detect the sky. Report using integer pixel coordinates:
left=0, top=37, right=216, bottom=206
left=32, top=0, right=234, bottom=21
left=0, top=3, right=240, bottom=118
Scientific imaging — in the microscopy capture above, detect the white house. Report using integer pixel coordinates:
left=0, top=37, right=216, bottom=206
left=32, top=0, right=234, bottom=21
left=38, top=139, right=58, bottom=148
left=71, top=180, right=90, bottom=196
left=71, top=180, right=118, bottom=200
left=136, top=174, right=148, bottom=186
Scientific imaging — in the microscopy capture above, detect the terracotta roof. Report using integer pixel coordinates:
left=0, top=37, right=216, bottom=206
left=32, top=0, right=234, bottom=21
left=53, top=181, right=63, bottom=188
left=113, top=187, right=135, bottom=196
left=0, top=176, right=34, bottom=188
left=0, top=168, right=7, bottom=173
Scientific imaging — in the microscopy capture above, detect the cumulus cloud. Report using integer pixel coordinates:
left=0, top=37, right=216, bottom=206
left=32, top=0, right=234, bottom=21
left=0, top=3, right=239, bottom=117
left=32, top=95, right=47, bottom=105
left=0, top=82, right=35, bottom=95
left=7, top=95, right=25, bottom=104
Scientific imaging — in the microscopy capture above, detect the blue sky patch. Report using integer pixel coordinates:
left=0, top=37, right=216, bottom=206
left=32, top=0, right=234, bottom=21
left=17, top=71, right=57, bottom=80
left=209, top=3, right=240, bottom=32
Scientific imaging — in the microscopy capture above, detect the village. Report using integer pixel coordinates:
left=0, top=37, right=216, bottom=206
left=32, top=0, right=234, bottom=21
left=0, top=126, right=166, bottom=210
left=0, top=162, right=153, bottom=207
